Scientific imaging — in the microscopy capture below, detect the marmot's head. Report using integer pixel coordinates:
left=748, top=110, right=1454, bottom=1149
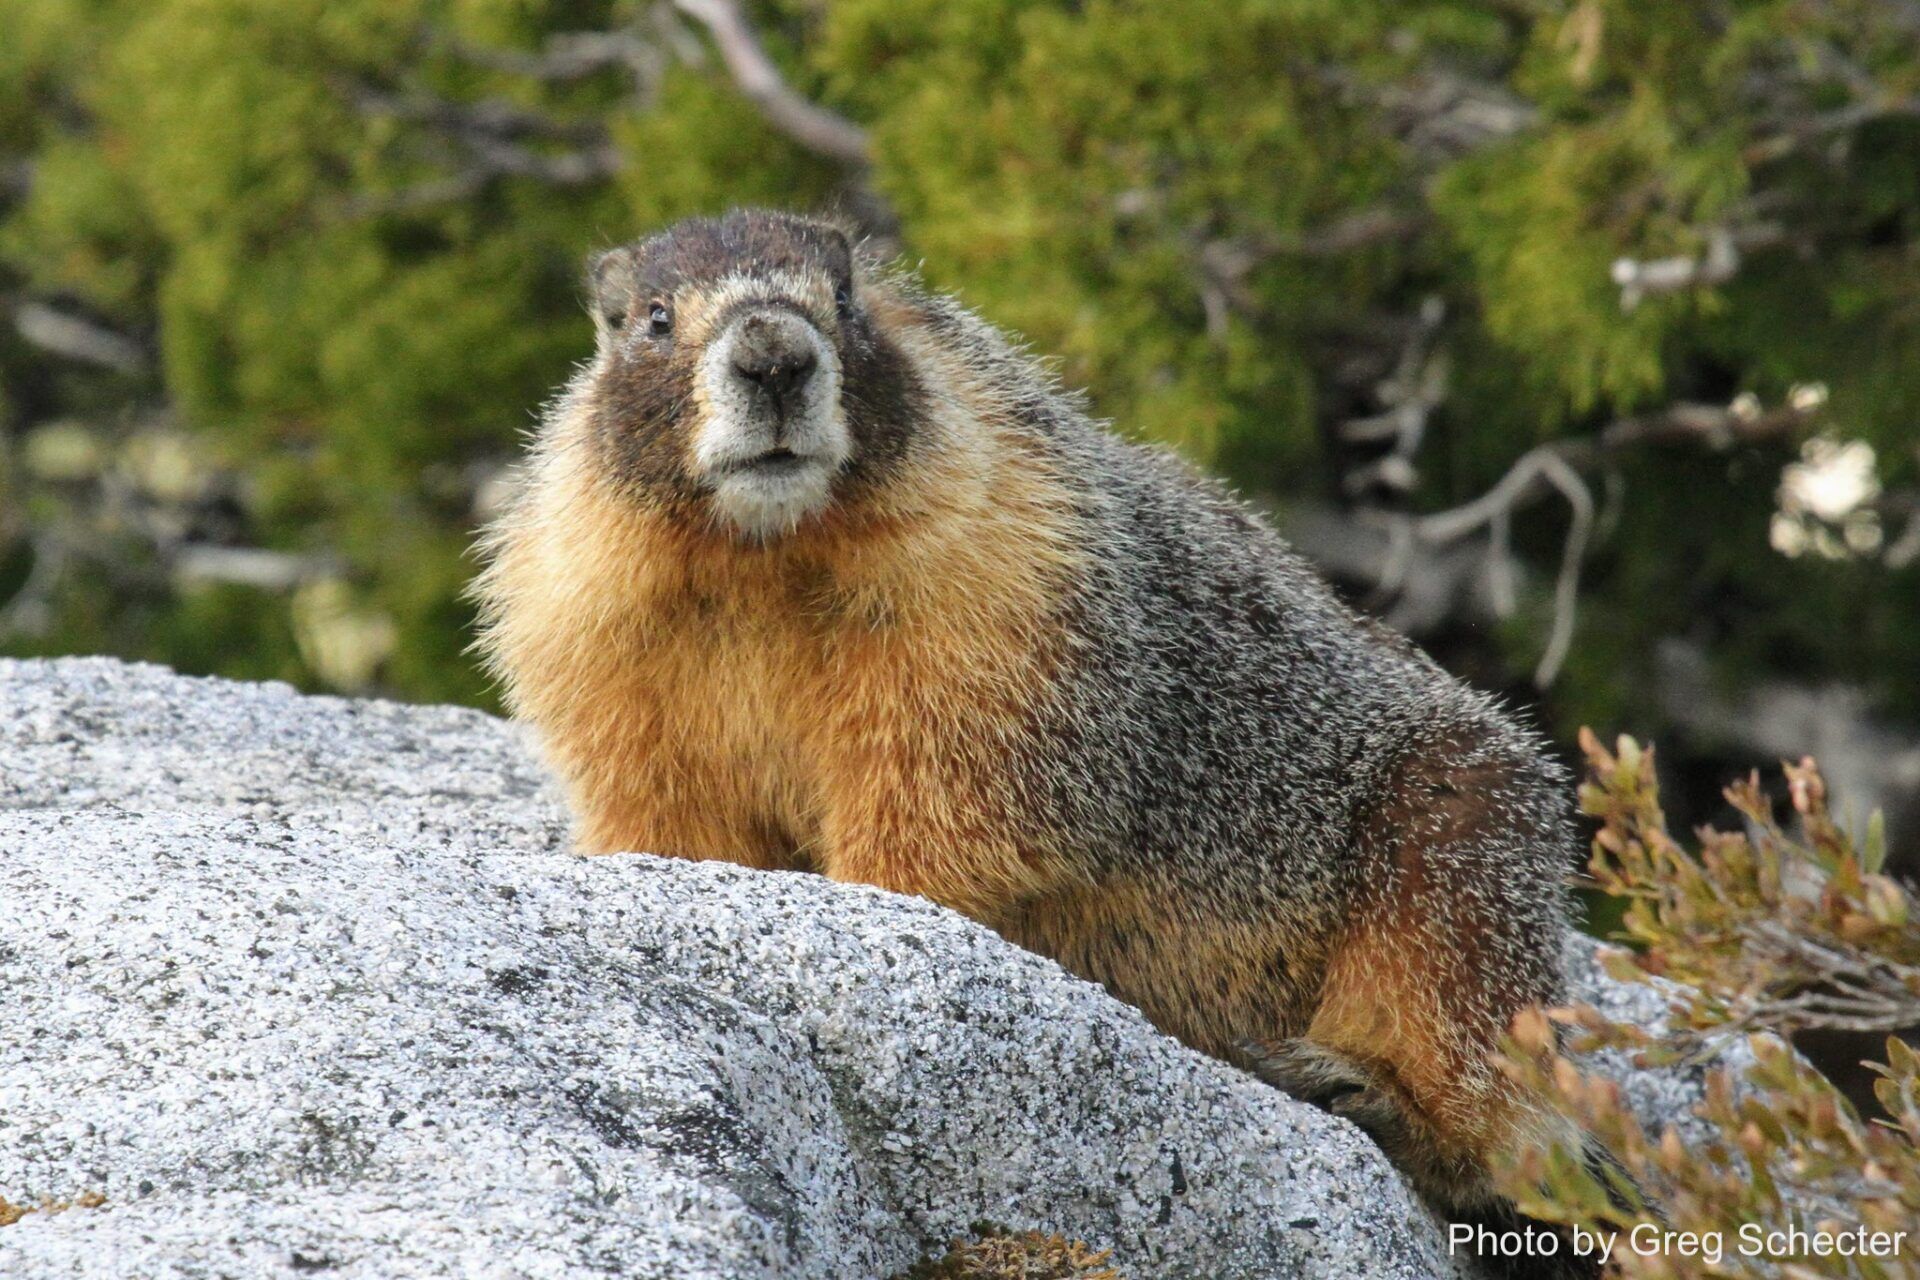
left=581, top=209, right=923, bottom=540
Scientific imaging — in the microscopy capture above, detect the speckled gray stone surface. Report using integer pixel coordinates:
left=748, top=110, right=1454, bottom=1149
left=0, top=658, right=1716, bottom=1279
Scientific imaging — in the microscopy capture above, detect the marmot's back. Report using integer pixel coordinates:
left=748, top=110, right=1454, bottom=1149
left=475, top=209, right=1592, bottom=1276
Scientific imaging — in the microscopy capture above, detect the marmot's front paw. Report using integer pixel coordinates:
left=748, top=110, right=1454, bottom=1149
left=1238, top=1037, right=1409, bottom=1147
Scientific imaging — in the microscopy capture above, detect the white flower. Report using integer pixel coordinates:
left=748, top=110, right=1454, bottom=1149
left=1779, top=438, right=1879, bottom=523
left=1788, top=382, right=1830, bottom=412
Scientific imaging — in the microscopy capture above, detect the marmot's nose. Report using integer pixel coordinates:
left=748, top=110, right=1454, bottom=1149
left=730, top=317, right=818, bottom=403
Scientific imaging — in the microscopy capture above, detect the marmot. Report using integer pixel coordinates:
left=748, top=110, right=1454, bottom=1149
left=475, top=209, right=1594, bottom=1261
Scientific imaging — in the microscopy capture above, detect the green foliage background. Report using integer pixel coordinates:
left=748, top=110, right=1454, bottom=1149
left=2, top=0, right=1917, bottom=846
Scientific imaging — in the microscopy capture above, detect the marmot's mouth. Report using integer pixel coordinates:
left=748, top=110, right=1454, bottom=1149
left=728, top=448, right=813, bottom=476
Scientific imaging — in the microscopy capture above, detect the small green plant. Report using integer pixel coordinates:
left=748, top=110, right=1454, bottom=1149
left=1498, top=732, right=1919, bottom=1278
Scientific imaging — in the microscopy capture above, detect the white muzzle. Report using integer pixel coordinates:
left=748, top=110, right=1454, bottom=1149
left=694, top=307, right=848, bottom=539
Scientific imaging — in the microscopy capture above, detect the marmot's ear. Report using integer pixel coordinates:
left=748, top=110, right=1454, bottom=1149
left=585, top=246, right=635, bottom=338
left=819, top=226, right=853, bottom=282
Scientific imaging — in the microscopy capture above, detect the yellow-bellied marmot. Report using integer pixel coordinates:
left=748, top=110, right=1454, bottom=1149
left=475, top=208, right=1598, bottom=1268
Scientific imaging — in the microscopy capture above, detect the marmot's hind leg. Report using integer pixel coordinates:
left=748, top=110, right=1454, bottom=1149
left=1244, top=742, right=1616, bottom=1277
left=1245, top=1034, right=1610, bottom=1280
left=1238, top=739, right=1583, bottom=1212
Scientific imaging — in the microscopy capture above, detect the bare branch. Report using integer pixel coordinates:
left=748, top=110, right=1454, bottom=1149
left=1285, top=206, right=1428, bottom=257
left=346, top=83, right=610, bottom=146
left=13, top=302, right=147, bottom=376
left=1531, top=450, right=1595, bottom=688
left=1331, top=396, right=1821, bottom=685
left=1596, top=398, right=1813, bottom=451
left=172, top=545, right=342, bottom=591
left=1407, top=442, right=1571, bottom=544
left=1746, top=90, right=1920, bottom=166
left=339, top=82, right=625, bottom=215
left=671, top=0, right=869, bottom=166
left=1171, top=208, right=1429, bottom=335
left=460, top=135, right=624, bottom=185
left=1694, top=916, right=1920, bottom=1040
left=1611, top=223, right=1791, bottom=309
left=1410, top=399, right=1815, bottom=545
left=1279, top=503, right=1491, bottom=638
left=1309, top=62, right=1539, bottom=163
left=340, top=140, right=622, bottom=217
left=1338, top=295, right=1447, bottom=498
left=445, top=29, right=661, bottom=84
left=340, top=172, right=493, bottom=219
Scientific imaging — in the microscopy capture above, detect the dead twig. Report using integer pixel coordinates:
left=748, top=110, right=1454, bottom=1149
left=1350, top=398, right=1819, bottom=687
left=442, top=29, right=663, bottom=85
left=13, top=302, right=147, bottom=376
left=671, top=0, right=869, bottom=166
left=1338, top=295, right=1448, bottom=497
left=1610, top=223, right=1791, bottom=310
left=340, top=82, right=624, bottom=215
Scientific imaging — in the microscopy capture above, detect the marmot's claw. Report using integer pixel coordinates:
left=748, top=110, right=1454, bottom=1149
left=1239, top=1036, right=1369, bottom=1105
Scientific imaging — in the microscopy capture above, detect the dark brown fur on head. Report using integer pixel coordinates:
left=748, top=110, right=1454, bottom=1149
left=580, top=209, right=926, bottom=527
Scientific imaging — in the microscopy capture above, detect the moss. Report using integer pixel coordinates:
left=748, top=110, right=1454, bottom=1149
left=893, top=1222, right=1125, bottom=1280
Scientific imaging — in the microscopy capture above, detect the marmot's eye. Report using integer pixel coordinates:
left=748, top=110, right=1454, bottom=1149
left=648, top=302, right=672, bottom=337
left=834, top=284, right=853, bottom=313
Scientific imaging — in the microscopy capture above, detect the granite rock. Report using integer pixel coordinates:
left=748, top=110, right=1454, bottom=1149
left=0, top=658, right=1711, bottom=1278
